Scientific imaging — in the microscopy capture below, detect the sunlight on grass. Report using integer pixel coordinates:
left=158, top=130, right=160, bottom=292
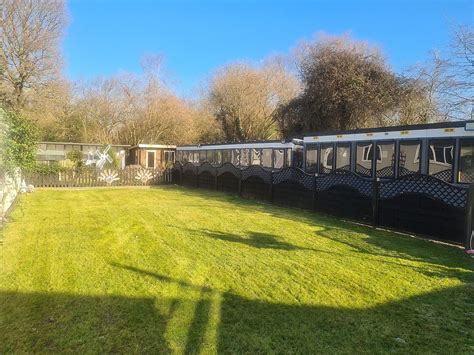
left=0, top=187, right=473, bottom=353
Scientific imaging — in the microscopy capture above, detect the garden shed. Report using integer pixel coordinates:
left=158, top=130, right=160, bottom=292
left=126, top=144, right=176, bottom=169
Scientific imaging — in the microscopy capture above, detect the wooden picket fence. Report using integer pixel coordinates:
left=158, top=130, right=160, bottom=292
left=25, top=167, right=172, bottom=188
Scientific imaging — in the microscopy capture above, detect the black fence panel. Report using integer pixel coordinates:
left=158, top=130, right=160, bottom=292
left=379, top=174, right=468, bottom=244
left=196, top=163, right=216, bottom=190
left=316, top=170, right=373, bottom=223
left=273, top=168, right=315, bottom=210
left=172, top=162, right=182, bottom=184
left=198, top=171, right=215, bottom=190
left=217, top=172, right=240, bottom=194
left=273, top=180, right=313, bottom=210
left=181, top=162, right=197, bottom=187
left=241, top=175, right=271, bottom=201
left=216, top=163, right=241, bottom=194
left=241, top=165, right=272, bottom=201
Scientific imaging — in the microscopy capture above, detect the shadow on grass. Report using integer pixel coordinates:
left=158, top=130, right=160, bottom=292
left=110, top=263, right=473, bottom=353
left=166, top=186, right=472, bottom=268
left=186, top=228, right=317, bottom=251
left=1, top=263, right=472, bottom=353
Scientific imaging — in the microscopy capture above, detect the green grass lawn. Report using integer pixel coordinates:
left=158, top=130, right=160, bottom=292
left=0, top=186, right=473, bottom=353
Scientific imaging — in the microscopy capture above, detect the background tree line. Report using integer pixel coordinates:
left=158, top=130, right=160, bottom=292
left=1, top=0, right=473, bottom=148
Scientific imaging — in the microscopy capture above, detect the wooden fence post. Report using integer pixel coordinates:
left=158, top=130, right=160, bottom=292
left=215, top=166, right=218, bottom=190
left=179, top=165, right=183, bottom=185
left=464, top=185, right=474, bottom=249
left=372, top=178, right=380, bottom=227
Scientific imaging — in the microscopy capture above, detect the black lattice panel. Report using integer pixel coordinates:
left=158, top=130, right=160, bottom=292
left=379, top=173, right=467, bottom=208
left=273, top=167, right=315, bottom=190
left=317, top=170, right=373, bottom=197
left=459, top=171, right=474, bottom=184
left=399, top=167, right=418, bottom=177
left=432, top=169, right=453, bottom=183
left=198, top=162, right=216, bottom=176
left=355, top=164, right=372, bottom=177
left=376, top=166, right=395, bottom=179
left=217, top=162, right=241, bottom=178
left=242, top=165, right=271, bottom=184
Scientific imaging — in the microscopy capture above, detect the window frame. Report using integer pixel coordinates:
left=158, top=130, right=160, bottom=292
left=146, top=150, right=156, bottom=169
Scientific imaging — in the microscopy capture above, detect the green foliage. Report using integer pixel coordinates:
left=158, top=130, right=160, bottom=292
left=0, top=109, right=38, bottom=174
left=66, top=150, right=84, bottom=169
left=29, top=162, right=67, bottom=175
left=1, top=188, right=472, bottom=353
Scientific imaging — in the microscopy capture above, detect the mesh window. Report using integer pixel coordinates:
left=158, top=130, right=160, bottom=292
left=306, top=145, right=318, bottom=173
left=336, top=144, right=351, bottom=171
left=428, top=140, right=454, bottom=182
left=241, top=149, right=250, bottom=166
left=459, top=139, right=474, bottom=183
left=286, top=149, right=292, bottom=167
left=199, top=150, right=207, bottom=164
left=376, top=142, right=395, bottom=178
left=222, top=150, right=231, bottom=164
left=251, top=149, right=262, bottom=165
left=356, top=143, right=374, bottom=177
left=208, top=150, right=217, bottom=165
left=398, top=141, right=421, bottom=176
left=319, top=144, right=334, bottom=174
left=273, top=149, right=284, bottom=169
left=232, top=149, right=240, bottom=166
left=262, top=149, right=272, bottom=168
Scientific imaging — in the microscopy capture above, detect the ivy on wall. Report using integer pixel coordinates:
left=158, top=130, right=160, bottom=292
left=0, top=109, right=38, bottom=176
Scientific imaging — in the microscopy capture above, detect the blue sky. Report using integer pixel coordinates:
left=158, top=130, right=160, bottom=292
left=64, top=0, right=473, bottom=96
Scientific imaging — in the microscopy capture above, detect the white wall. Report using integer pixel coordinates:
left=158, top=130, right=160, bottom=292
left=0, top=169, right=21, bottom=220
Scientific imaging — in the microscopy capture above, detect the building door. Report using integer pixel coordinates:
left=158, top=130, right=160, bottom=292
left=146, top=151, right=155, bottom=168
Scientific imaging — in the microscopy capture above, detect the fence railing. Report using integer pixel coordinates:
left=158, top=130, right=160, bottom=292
left=172, top=161, right=473, bottom=247
left=25, top=167, right=172, bottom=188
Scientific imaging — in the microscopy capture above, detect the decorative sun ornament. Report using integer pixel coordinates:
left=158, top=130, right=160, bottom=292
left=99, top=170, right=120, bottom=185
left=135, top=169, right=154, bottom=184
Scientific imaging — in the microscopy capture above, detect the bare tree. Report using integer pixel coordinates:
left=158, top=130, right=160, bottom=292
left=0, top=0, right=68, bottom=109
left=410, top=25, right=474, bottom=121
left=72, top=75, right=137, bottom=143
left=443, top=25, right=474, bottom=120
left=208, top=60, right=299, bottom=141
